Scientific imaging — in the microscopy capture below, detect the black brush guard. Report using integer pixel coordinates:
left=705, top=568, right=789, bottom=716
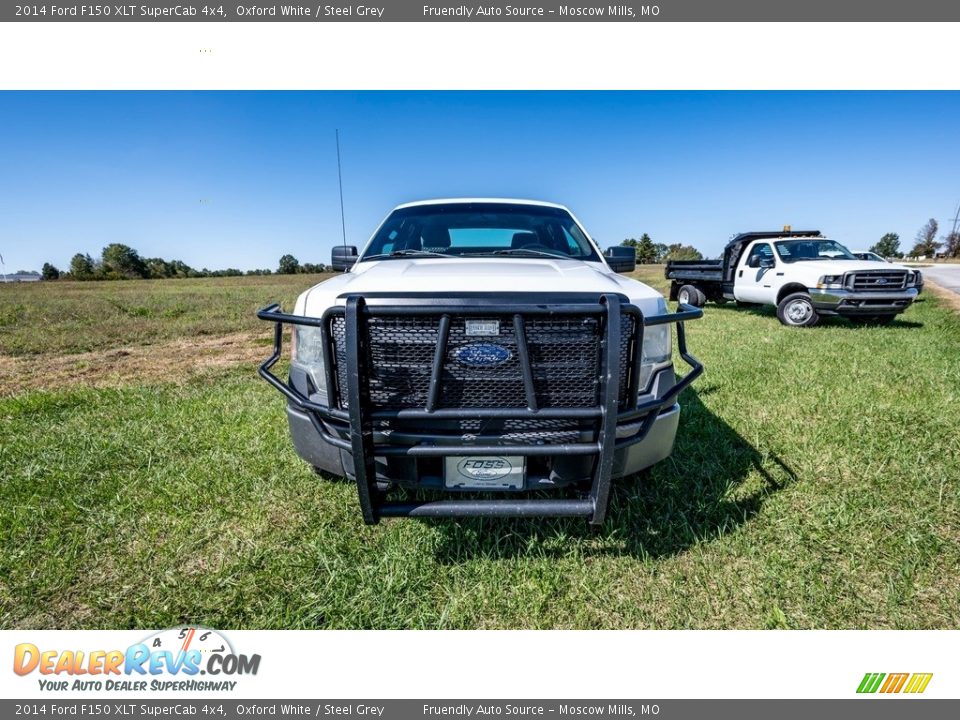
left=257, top=293, right=703, bottom=525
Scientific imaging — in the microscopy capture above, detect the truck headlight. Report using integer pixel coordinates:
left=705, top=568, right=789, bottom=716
left=638, top=322, right=671, bottom=392
left=817, top=274, right=844, bottom=289
left=291, top=325, right=327, bottom=394
left=908, top=271, right=920, bottom=286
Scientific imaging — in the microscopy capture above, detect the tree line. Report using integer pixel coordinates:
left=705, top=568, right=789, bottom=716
left=617, top=218, right=960, bottom=264
left=40, top=245, right=327, bottom=281
left=871, top=219, right=960, bottom=259
left=619, top=234, right=704, bottom=263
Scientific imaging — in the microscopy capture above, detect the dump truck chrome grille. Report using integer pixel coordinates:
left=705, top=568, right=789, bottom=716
left=846, top=270, right=908, bottom=291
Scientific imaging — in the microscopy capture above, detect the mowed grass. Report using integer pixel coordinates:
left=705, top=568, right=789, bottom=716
left=0, top=274, right=333, bottom=356
left=1, top=269, right=959, bottom=629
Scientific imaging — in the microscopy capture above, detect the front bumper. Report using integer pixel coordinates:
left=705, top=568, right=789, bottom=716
left=285, top=371, right=683, bottom=491
left=257, top=293, right=703, bottom=525
left=809, top=287, right=918, bottom=316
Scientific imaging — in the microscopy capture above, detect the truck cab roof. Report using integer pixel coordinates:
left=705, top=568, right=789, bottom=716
left=393, top=197, right=569, bottom=211
left=724, top=230, right=823, bottom=250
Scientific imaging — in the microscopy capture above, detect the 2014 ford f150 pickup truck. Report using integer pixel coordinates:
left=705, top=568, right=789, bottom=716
left=257, top=199, right=703, bottom=524
left=664, top=230, right=921, bottom=327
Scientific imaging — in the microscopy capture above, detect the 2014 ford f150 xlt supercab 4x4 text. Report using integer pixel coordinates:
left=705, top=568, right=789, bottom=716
left=257, top=199, right=703, bottom=525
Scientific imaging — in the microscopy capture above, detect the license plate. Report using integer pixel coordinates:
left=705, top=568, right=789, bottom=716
left=444, top=456, right=525, bottom=490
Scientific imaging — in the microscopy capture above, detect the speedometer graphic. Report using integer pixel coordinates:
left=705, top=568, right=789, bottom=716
left=141, top=626, right=235, bottom=666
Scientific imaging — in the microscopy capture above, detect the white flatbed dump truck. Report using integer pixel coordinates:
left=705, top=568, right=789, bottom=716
left=665, top=230, right=920, bottom=327
left=257, top=199, right=703, bottom=524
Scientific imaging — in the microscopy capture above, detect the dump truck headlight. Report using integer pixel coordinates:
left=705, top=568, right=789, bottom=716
left=638, top=322, right=671, bottom=392
left=817, top=274, right=844, bottom=289
left=291, top=325, right=326, bottom=394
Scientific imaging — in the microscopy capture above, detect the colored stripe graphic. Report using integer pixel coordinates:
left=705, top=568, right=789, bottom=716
left=880, top=673, right=909, bottom=693
left=857, top=673, right=885, bottom=693
left=904, top=673, right=933, bottom=694
left=857, top=672, right=932, bottom=694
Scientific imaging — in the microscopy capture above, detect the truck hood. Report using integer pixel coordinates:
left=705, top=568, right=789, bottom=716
left=786, top=259, right=913, bottom=276
left=297, top=258, right=666, bottom=316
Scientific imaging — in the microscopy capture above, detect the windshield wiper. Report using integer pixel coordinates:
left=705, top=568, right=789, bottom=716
left=363, top=249, right=458, bottom=260
left=488, top=248, right=571, bottom=259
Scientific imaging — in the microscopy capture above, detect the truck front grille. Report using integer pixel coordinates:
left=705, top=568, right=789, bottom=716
left=329, top=313, right=636, bottom=411
left=846, top=270, right=908, bottom=291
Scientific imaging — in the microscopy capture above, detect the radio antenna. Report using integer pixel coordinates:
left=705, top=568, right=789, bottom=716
left=336, top=129, right=347, bottom=252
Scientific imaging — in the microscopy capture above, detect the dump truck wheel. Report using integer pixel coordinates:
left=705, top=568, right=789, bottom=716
left=777, top=292, right=820, bottom=327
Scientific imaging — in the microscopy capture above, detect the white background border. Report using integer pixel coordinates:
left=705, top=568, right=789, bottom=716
left=0, top=22, right=959, bottom=90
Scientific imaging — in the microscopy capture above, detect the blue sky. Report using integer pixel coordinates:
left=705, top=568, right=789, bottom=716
left=1, top=91, right=958, bottom=272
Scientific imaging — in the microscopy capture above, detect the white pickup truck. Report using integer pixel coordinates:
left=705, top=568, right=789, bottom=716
left=257, top=199, right=703, bottom=525
left=665, top=230, right=921, bottom=327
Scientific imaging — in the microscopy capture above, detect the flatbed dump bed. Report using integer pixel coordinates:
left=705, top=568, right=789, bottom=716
left=664, top=260, right=723, bottom=283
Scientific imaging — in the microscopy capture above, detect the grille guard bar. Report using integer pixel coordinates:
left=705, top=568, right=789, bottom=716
left=257, top=293, right=703, bottom=525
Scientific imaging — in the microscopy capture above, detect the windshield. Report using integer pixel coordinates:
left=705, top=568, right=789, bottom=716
left=359, top=202, right=601, bottom=262
left=774, top=239, right=856, bottom=263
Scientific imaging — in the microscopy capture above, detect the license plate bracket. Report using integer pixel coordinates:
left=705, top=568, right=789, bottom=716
left=444, top=455, right=526, bottom=490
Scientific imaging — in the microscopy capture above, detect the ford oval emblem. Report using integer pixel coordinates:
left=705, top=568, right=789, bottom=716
left=455, top=343, right=511, bottom=368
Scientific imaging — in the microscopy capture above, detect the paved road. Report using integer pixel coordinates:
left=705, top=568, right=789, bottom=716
left=920, top=264, right=960, bottom=295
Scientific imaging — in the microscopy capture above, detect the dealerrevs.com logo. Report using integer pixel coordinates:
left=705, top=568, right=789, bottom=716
left=13, top=627, right=260, bottom=692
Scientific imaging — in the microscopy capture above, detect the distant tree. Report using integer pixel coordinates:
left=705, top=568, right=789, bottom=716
left=635, top=234, right=658, bottom=264
left=41, top=262, right=61, bottom=280
left=652, top=243, right=669, bottom=263
left=621, top=234, right=659, bottom=264
left=101, top=243, right=147, bottom=279
left=69, top=253, right=96, bottom=280
left=167, top=260, right=193, bottom=278
left=943, top=231, right=960, bottom=258
left=910, top=219, right=941, bottom=257
left=144, top=257, right=173, bottom=279
left=278, top=254, right=300, bottom=275
left=664, top=243, right=704, bottom=262
left=870, top=233, right=901, bottom=259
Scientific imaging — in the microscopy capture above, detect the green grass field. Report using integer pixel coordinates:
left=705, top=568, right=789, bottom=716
left=1, top=270, right=958, bottom=629
left=0, top=274, right=333, bottom=357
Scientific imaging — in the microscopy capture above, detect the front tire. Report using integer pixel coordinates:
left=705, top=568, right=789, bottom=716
left=777, top=292, right=820, bottom=327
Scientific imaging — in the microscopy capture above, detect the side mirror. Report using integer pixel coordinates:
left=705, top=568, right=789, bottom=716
left=605, top=246, right=636, bottom=274
left=758, top=256, right=775, bottom=269
left=331, top=245, right=358, bottom=272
